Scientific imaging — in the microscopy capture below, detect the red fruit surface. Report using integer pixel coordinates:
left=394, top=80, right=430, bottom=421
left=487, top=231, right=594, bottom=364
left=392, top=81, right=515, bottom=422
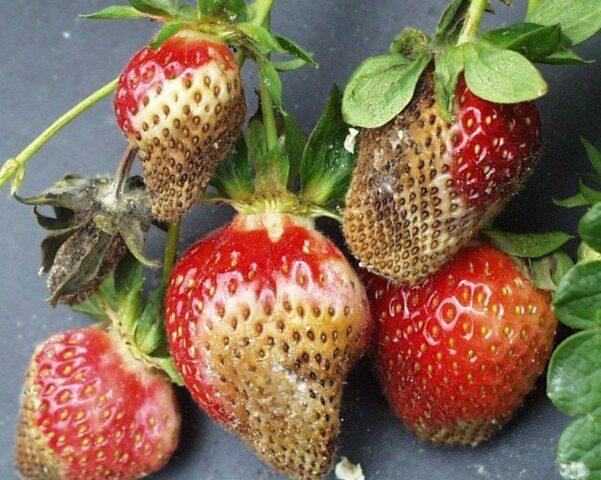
left=165, top=213, right=372, bottom=479
left=364, top=245, right=557, bottom=445
left=450, top=76, right=542, bottom=209
left=114, top=34, right=237, bottom=134
left=16, top=328, right=180, bottom=480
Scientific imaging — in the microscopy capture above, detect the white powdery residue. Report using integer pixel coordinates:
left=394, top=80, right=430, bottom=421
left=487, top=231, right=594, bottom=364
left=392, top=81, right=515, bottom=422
left=344, top=128, right=359, bottom=154
left=335, top=457, right=365, bottom=480
left=474, top=464, right=491, bottom=478
left=559, top=461, right=590, bottom=480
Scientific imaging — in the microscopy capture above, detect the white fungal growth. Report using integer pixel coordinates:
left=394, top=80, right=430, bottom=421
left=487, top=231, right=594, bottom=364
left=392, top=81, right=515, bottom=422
left=335, top=457, right=365, bottom=480
left=559, top=461, right=590, bottom=480
left=344, top=128, right=360, bottom=154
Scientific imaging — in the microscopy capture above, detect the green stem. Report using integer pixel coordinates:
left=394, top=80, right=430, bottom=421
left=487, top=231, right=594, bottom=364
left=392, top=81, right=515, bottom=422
left=527, top=0, right=541, bottom=16
left=457, top=0, right=489, bottom=44
left=0, top=78, right=118, bottom=192
left=259, top=65, right=279, bottom=151
left=161, top=220, right=181, bottom=286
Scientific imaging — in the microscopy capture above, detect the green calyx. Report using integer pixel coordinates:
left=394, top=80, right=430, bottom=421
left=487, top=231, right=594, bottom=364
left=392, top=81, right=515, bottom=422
left=209, top=85, right=356, bottom=223
left=83, top=0, right=317, bottom=70
left=342, top=0, right=601, bottom=128
left=482, top=229, right=573, bottom=291
left=73, top=254, right=184, bottom=385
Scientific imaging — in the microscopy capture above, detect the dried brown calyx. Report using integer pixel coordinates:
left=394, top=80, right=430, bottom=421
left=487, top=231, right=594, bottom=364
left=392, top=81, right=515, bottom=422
left=16, top=150, right=158, bottom=306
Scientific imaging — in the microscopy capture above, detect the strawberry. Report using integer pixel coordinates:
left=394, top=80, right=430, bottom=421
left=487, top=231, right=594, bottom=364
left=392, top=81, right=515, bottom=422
left=165, top=212, right=373, bottom=479
left=364, top=244, right=556, bottom=446
left=344, top=71, right=541, bottom=286
left=16, top=327, right=180, bottom=480
left=115, top=32, right=246, bottom=222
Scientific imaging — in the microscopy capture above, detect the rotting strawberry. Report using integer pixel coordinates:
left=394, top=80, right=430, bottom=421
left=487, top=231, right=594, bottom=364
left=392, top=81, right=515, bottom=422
left=341, top=0, right=601, bottom=286
left=165, top=213, right=372, bottom=479
left=364, top=244, right=557, bottom=446
left=15, top=327, right=181, bottom=480
left=344, top=70, right=541, bottom=286
left=115, top=32, right=246, bottom=222
left=165, top=82, right=370, bottom=478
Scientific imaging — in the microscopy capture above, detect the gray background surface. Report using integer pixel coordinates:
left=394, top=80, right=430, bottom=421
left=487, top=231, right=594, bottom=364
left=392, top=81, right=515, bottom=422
left=1, top=1, right=600, bottom=479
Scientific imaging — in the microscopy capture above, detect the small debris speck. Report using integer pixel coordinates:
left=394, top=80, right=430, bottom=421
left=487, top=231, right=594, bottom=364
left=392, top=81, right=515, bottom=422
left=335, top=457, right=365, bottom=480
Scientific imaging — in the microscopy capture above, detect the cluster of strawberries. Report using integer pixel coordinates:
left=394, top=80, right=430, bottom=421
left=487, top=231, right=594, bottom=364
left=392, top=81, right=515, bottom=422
left=7, top=0, right=601, bottom=479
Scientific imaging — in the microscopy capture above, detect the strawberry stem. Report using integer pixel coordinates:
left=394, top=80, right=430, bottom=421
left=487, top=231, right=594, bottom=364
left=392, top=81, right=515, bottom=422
left=527, top=0, right=541, bottom=16
left=457, top=0, right=488, bottom=44
left=256, top=13, right=284, bottom=191
left=0, top=78, right=118, bottom=193
left=162, top=220, right=181, bottom=286
left=111, top=146, right=138, bottom=199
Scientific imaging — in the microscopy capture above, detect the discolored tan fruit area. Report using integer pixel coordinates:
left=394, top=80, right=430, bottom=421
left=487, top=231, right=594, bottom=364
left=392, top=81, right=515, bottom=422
left=344, top=72, right=502, bottom=286
left=166, top=213, right=373, bottom=480
left=131, top=61, right=246, bottom=222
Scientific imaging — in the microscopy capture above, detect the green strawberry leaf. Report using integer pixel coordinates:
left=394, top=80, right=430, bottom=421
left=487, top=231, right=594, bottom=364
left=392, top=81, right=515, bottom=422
left=81, top=6, right=150, bottom=20
left=150, top=22, right=186, bottom=50
left=150, top=356, right=185, bottom=386
left=539, top=47, right=589, bottom=65
left=557, top=416, right=601, bottom=480
left=580, top=180, right=601, bottom=204
left=580, top=203, right=601, bottom=254
left=198, top=0, right=247, bottom=22
left=272, top=58, right=308, bottom=71
left=342, top=53, right=431, bottom=128
left=247, top=118, right=268, bottom=164
left=555, top=193, right=591, bottom=208
left=463, top=40, right=547, bottom=103
left=554, top=260, right=601, bottom=330
left=258, top=58, right=283, bottom=108
left=529, top=250, right=574, bottom=291
left=128, top=0, right=175, bottom=17
left=548, top=329, right=601, bottom=417
left=527, top=0, right=601, bottom=46
left=275, top=36, right=317, bottom=67
left=300, top=86, right=356, bottom=211
left=389, top=28, right=431, bottom=57
left=71, top=277, right=118, bottom=321
left=579, top=242, right=601, bottom=264
left=482, top=23, right=563, bottom=62
left=237, top=23, right=285, bottom=55
left=114, top=253, right=144, bottom=303
left=210, top=135, right=255, bottom=202
left=484, top=230, right=572, bottom=258
left=582, top=137, right=601, bottom=175
left=254, top=136, right=289, bottom=193
left=435, top=0, right=471, bottom=43
left=279, top=110, right=306, bottom=189
left=434, top=44, right=466, bottom=120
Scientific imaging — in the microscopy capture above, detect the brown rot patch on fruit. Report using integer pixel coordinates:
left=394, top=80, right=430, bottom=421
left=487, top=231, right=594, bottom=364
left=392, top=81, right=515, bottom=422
left=343, top=71, right=531, bottom=286
left=165, top=215, right=374, bottom=479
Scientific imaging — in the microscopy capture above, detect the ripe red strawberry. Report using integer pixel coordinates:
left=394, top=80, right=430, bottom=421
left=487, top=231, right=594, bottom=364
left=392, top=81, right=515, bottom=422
left=115, top=33, right=246, bottom=222
left=16, top=327, right=180, bottom=480
left=165, top=213, right=373, bottom=479
left=364, top=244, right=556, bottom=446
left=344, top=72, right=541, bottom=285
